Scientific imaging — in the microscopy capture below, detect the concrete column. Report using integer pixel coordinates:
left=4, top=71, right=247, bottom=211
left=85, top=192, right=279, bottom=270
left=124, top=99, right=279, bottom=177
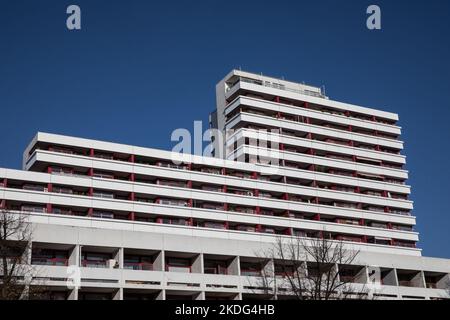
left=154, top=251, right=164, bottom=271
left=20, top=243, right=33, bottom=300
left=355, top=266, right=368, bottom=283
left=332, top=263, right=339, bottom=283
left=298, top=261, right=308, bottom=278
left=156, top=289, right=165, bottom=300
left=436, top=273, right=450, bottom=289
left=116, top=248, right=124, bottom=269
left=195, top=291, right=205, bottom=300
left=68, top=288, right=78, bottom=300
left=24, top=241, right=32, bottom=265
left=384, top=268, right=397, bottom=286
left=113, top=288, right=123, bottom=300
left=411, top=271, right=426, bottom=288
left=392, top=268, right=400, bottom=286
left=263, top=259, right=275, bottom=278
left=192, top=253, right=203, bottom=273
left=69, top=245, right=80, bottom=266
left=229, top=256, right=240, bottom=276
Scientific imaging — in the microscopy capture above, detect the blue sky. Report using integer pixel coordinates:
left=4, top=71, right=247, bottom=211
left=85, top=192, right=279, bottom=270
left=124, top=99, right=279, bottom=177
left=0, top=0, right=449, bottom=258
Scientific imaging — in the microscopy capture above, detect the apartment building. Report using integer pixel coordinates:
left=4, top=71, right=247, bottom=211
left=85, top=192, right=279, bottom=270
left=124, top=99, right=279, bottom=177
left=0, top=70, right=449, bottom=300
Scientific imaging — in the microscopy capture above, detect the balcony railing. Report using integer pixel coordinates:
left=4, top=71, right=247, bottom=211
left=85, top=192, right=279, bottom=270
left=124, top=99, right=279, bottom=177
left=426, top=282, right=437, bottom=289
left=204, top=266, right=228, bottom=275
left=123, top=262, right=153, bottom=271
left=232, top=77, right=325, bottom=98
left=31, top=257, right=68, bottom=266
left=241, top=269, right=262, bottom=277
left=398, top=280, right=414, bottom=287
left=81, top=260, right=108, bottom=268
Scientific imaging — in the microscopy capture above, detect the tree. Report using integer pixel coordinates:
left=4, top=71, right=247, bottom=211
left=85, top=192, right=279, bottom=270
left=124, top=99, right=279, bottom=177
left=256, top=235, right=369, bottom=300
left=0, top=209, right=43, bottom=300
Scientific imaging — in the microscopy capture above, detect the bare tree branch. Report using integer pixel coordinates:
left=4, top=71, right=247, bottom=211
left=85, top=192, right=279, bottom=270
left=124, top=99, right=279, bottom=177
left=0, top=209, right=45, bottom=300
left=256, top=235, right=369, bottom=300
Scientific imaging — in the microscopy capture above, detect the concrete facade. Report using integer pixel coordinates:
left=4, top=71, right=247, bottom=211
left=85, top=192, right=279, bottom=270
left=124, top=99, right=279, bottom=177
left=1, top=70, right=449, bottom=300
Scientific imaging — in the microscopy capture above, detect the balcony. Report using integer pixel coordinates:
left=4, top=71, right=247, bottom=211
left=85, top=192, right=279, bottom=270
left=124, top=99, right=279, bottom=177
left=199, top=202, right=225, bottom=211
left=424, top=272, right=448, bottom=289
left=392, top=225, right=413, bottom=232
left=228, top=188, right=253, bottom=196
left=158, top=217, right=191, bottom=226
left=157, top=198, right=188, bottom=207
left=21, top=205, right=46, bottom=213
left=231, top=206, right=255, bottom=214
left=49, top=146, right=77, bottom=155
left=204, top=257, right=229, bottom=275
left=52, top=186, right=75, bottom=195
left=228, top=76, right=325, bottom=98
left=81, top=249, right=118, bottom=269
left=31, top=247, right=70, bottom=266
left=390, top=209, right=411, bottom=216
left=335, top=235, right=363, bottom=243
left=92, top=211, right=114, bottom=219
left=52, top=207, right=74, bottom=215
left=335, top=219, right=360, bottom=226
left=260, top=209, right=275, bottom=216
left=81, top=259, right=109, bottom=268
left=338, top=265, right=367, bottom=284
left=240, top=259, right=265, bottom=277
left=123, top=261, right=153, bottom=271
left=367, top=237, right=391, bottom=245
left=334, top=202, right=358, bottom=209
left=92, top=191, right=115, bottom=199
left=369, top=222, right=388, bottom=229
left=397, top=269, right=424, bottom=288
left=235, top=225, right=256, bottom=232
left=392, top=241, right=416, bottom=248
left=157, top=179, right=187, bottom=188
left=23, top=184, right=47, bottom=192
left=165, top=256, right=192, bottom=273
left=32, top=257, right=68, bottom=266
left=201, top=221, right=227, bottom=230
left=200, top=167, right=221, bottom=175
left=325, top=138, right=349, bottom=146
left=156, top=161, right=188, bottom=170
left=93, top=152, right=114, bottom=160
left=200, top=185, right=223, bottom=192
left=92, top=171, right=115, bottom=179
